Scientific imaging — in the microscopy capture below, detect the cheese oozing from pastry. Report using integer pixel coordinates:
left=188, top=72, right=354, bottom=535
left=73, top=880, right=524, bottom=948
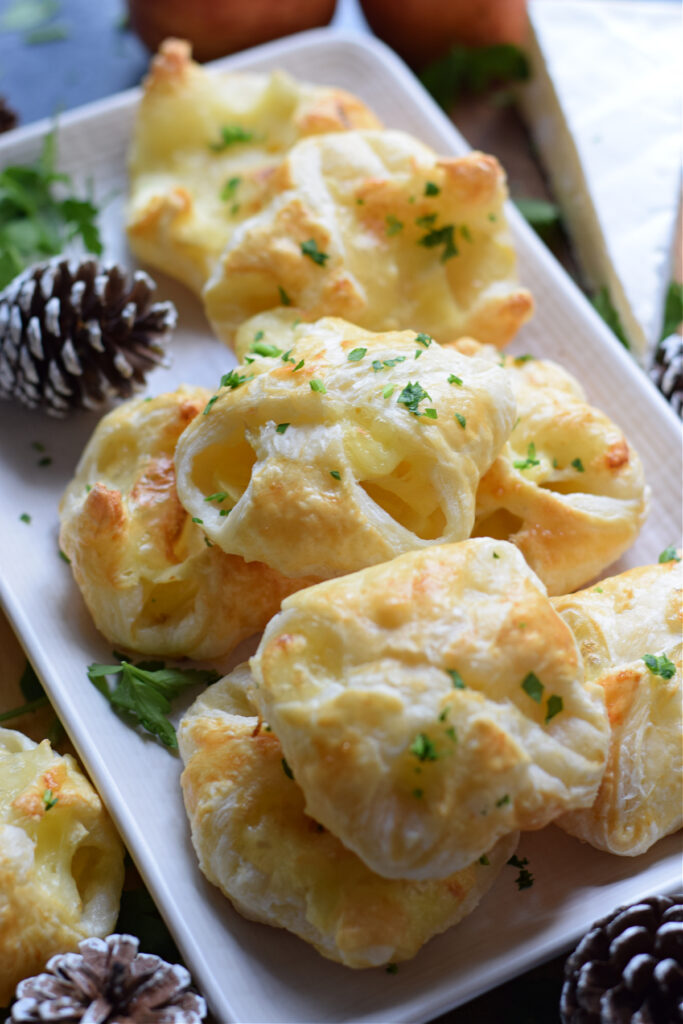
left=203, top=130, right=533, bottom=348
left=179, top=667, right=519, bottom=968
left=174, top=316, right=515, bottom=579
left=552, top=559, right=682, bottom=856
left=0, top=728, right=124, bottom=1005
left=59, top=386, right=315, bottom=660
left=250, top=539, right=610, bottom=879
left=126, top=39, right=382, bottom=295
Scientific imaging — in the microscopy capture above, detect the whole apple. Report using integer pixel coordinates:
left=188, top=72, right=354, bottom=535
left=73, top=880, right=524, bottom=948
left=359, top=0, right=528, bottom=67
left=127, top=0, right=337, bottom=63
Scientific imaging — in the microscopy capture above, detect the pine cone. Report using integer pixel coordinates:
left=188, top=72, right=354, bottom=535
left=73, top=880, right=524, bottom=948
left=0, top=257, right=176, bottom=417
left=560, top=894, right=683, bottom=1023
left=650, top=333, right=682, bottom=418
left=10, top=934, right=207, bottom=1024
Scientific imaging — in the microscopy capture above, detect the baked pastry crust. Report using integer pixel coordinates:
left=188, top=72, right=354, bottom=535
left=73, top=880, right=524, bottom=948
left=179, top=667, right=519, bottom=968
left=250, top=539, right=610, bottom=879
left=173, top=316, right=515, bottom=579
left=454, top=340, right=649, bottom=595
left=0, top=728, right=124, bottom=1004
left=552, top=560, right=682, bottom=856
left=59, top=387, right=314, bottom=659
left=127, top=39, right=381, bottom=294
left=203, top=130, right=533, bottom=347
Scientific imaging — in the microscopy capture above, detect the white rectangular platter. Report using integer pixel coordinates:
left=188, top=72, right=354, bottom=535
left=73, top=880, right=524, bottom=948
left=0, top=28, right=681, bottom=1024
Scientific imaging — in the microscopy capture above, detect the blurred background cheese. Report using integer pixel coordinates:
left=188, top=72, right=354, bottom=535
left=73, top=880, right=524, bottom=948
left=519, top=0, right=682, bottom=365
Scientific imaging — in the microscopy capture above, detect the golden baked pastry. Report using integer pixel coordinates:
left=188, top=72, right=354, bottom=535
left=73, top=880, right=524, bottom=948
left=173, top=316, right=515, bottom=579
left=552, top=560, right=682, bottom=856
left=454, top=340, right=649, bottom=595
left=203, top=129, right=533, bottom=348
left=59, top=387, right=314, bottom=660
left=0, top=727, right=124, bottom=1004
left=127, top=39, right=381, bottom=295
left=251, top=539, right=610, bottom=879
left=178, top=667, right=519, bottom=968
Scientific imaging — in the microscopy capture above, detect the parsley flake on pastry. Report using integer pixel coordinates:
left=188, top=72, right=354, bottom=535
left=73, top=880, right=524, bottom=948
left=0, top=728, right=124, bottom=1005
left=173, top=317, right=515, bottom=579
left=178, top=668, right=519, bottom=968
left=203, top=130, right=533, bottom=347
left=126, top=39, right=381, bottom=295
left=552, top=560, right=682, bottom=856
left=250, top=539, right=610, bottom=879
left=452, top=340, right=649, bottom=595
left=59, top=387, right=315, bottom=660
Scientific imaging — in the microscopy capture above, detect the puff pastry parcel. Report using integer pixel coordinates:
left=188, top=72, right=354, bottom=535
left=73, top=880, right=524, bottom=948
left=127, top=39, right=381, bottom=294
left=59, top=387, right=314, bottom=659
left=455, top=341, right=649, bottom=594
left=553, top=560, right=682, bottom=856
left=179, top=668, right=519, bottom=968
left=174, top=316, right=515, bottom=579
left=203, top=129, right=533, bottom=347
left=0, top=728, right=124, bottom=1004
left=251, top=539, right=610, bottom=879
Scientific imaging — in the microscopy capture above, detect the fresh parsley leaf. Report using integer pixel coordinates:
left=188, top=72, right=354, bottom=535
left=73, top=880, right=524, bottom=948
left=301, top=238, right=329, bottom=266
left=278, top=285, right=292, bottom=306
left=209, top=125, right=254, bottom=152
left=382, top=384, right=395, bottom=399
left=309, top=379, right=326, bottom=393
left=454, top=412, right=466, bottom=429
left=204, top=492, right=228, bottom=503
left=592, top=287, right=630, bottom=349
left=202, top=395, right=218, bottom=415
left=409, top=732, right=439, bottom=761
left=642, top=653, right=676, bottom=680
left=347, top=347, right=367, bottom=362
left=420, top=43, right=530, bottom=109
left=292, top=358, right=305, bottom=372
left=660, top=281, right=683, bottom=341
left=220, top=176, right=241, bottom=201
left=571, top=457, right=585, bottom=472
left=87, top=658, right=219, bottom=751
left=521, top=672, right=544, bottom=703
left=447, top=669, right=466, bottom=689
left=513, top=443, right=540, bottom=470
left=220, top=370, right=252, bottom=389
left=19, top=512, right=31, bottom=523
left=276, top=423, right=289, bottom=434
left=659, top=545, right=681, bottom=564
left=423, top=408, right=438, bottom=419
left=507, top=853, right=534, bottom=890
left=397, top=381, right=431, bottom=416
left=418, top=223, right=458, bottom=261
left=415, top=333, right=432, bottom=348
left=545, top=694, right=564, bottom=723
left=448, top=373, right=463, bottom=386
left=329, top=470, right=341, bottom=480
left=383, top=356, right=407, bottom=367
left=250, top=340, right=282, bottom=358
left=385, top=215, right=403, bottom=236
left=496, top=794, right=510, bottom=807
left=424, top=181, right=440, bottom=196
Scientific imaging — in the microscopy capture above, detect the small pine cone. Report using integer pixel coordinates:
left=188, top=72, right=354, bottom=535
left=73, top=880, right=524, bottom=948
left=0, top=257, right=176, bottom=417
left=10, top=934, right=207, bottom=1024
left=650, top=333, right=683, bottom=418
left=560, top=894, right=683, bottom=1023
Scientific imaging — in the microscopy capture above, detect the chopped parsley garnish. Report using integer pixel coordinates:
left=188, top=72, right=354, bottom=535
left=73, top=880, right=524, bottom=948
left=58, top=548, right=70, bottom=564
left=409, top=732, right=439, bottom=761
left=219, top=509, right=231, bottom=517
left=87, top=658, right=218, bottom=751
left=521, top=672, right=544, bottom=703
left=448, top=373, right=463, bottom=386
left=220, top=176, right=241, bottom=201
left=415, top=213, right=437, bottom=228
left=545, top=694, right=564, bottom=723
left=412, top=788, right=424, bottom=799
left=507, top=854, right=534, bottom=890
left=514, top=354, right=534, bottom=363
left=372, top=360, right=384, bottom=372
left=479, top=854, right=490, bottom=866
left=42, top=788, right=58, bottom=811
left=438, top=706, right=450, bottom=721
left=292, top=359, right=305, bottom=372
left=415, top=333, right=432, bottom=348
left=513, top=443, right=540, bottom=470
left=571, top=457, right=585, bottom=472
left=309, top=379, right=327, bottom=393
left=329, top=470, right=341, bottom=480
left=447, top=669, right=466, bottom=689
left=301, top=238, right=329, bottom=266
left=251, top=340, right=282, bottom=358
left=444, top=726, right=457, bottom=742
left=276, top=423, right=289, bottom=434
left=460, top=224, right=472, bottom=242
left=593, top=586, right=603, bottom=593
left=220, top=370, right=253, bottom=389
left=347, top=347, right=367, bottom=362
left=383, top=356, right=407, bottom=367
left=659, top=545, right=681, bottom=563
left=397, top=381, right=431, bottom=416
left=278, top=285, right=292, bottom=306
left=385, top=215, right=403, bottom=236
left=382, top=384, right=395, bottom=399
left=642, top=653, right=676, bottom=680
left=423, top=408, right=438, bottom=419
left=204, top=492, right=228, bottom=503
left=281, top=758, right=294, bottom=780
left=418, top=223, right=458, bottom=261
left=19, top=513, right=31, bottom=524
left=203, top=395, right=218, bottom=415
left=496, top=794, right=510, bottom=807
left=191, top=517, right=203, bottom=525
left=454, top=412, right=466, bottom=429
left=209, top=125, right=254, bottom=151
left=204, top=537, right=214, bottom=548
left=281, top=349, right=295, bottom=364
left=424, top=181, right=440, bottom=196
